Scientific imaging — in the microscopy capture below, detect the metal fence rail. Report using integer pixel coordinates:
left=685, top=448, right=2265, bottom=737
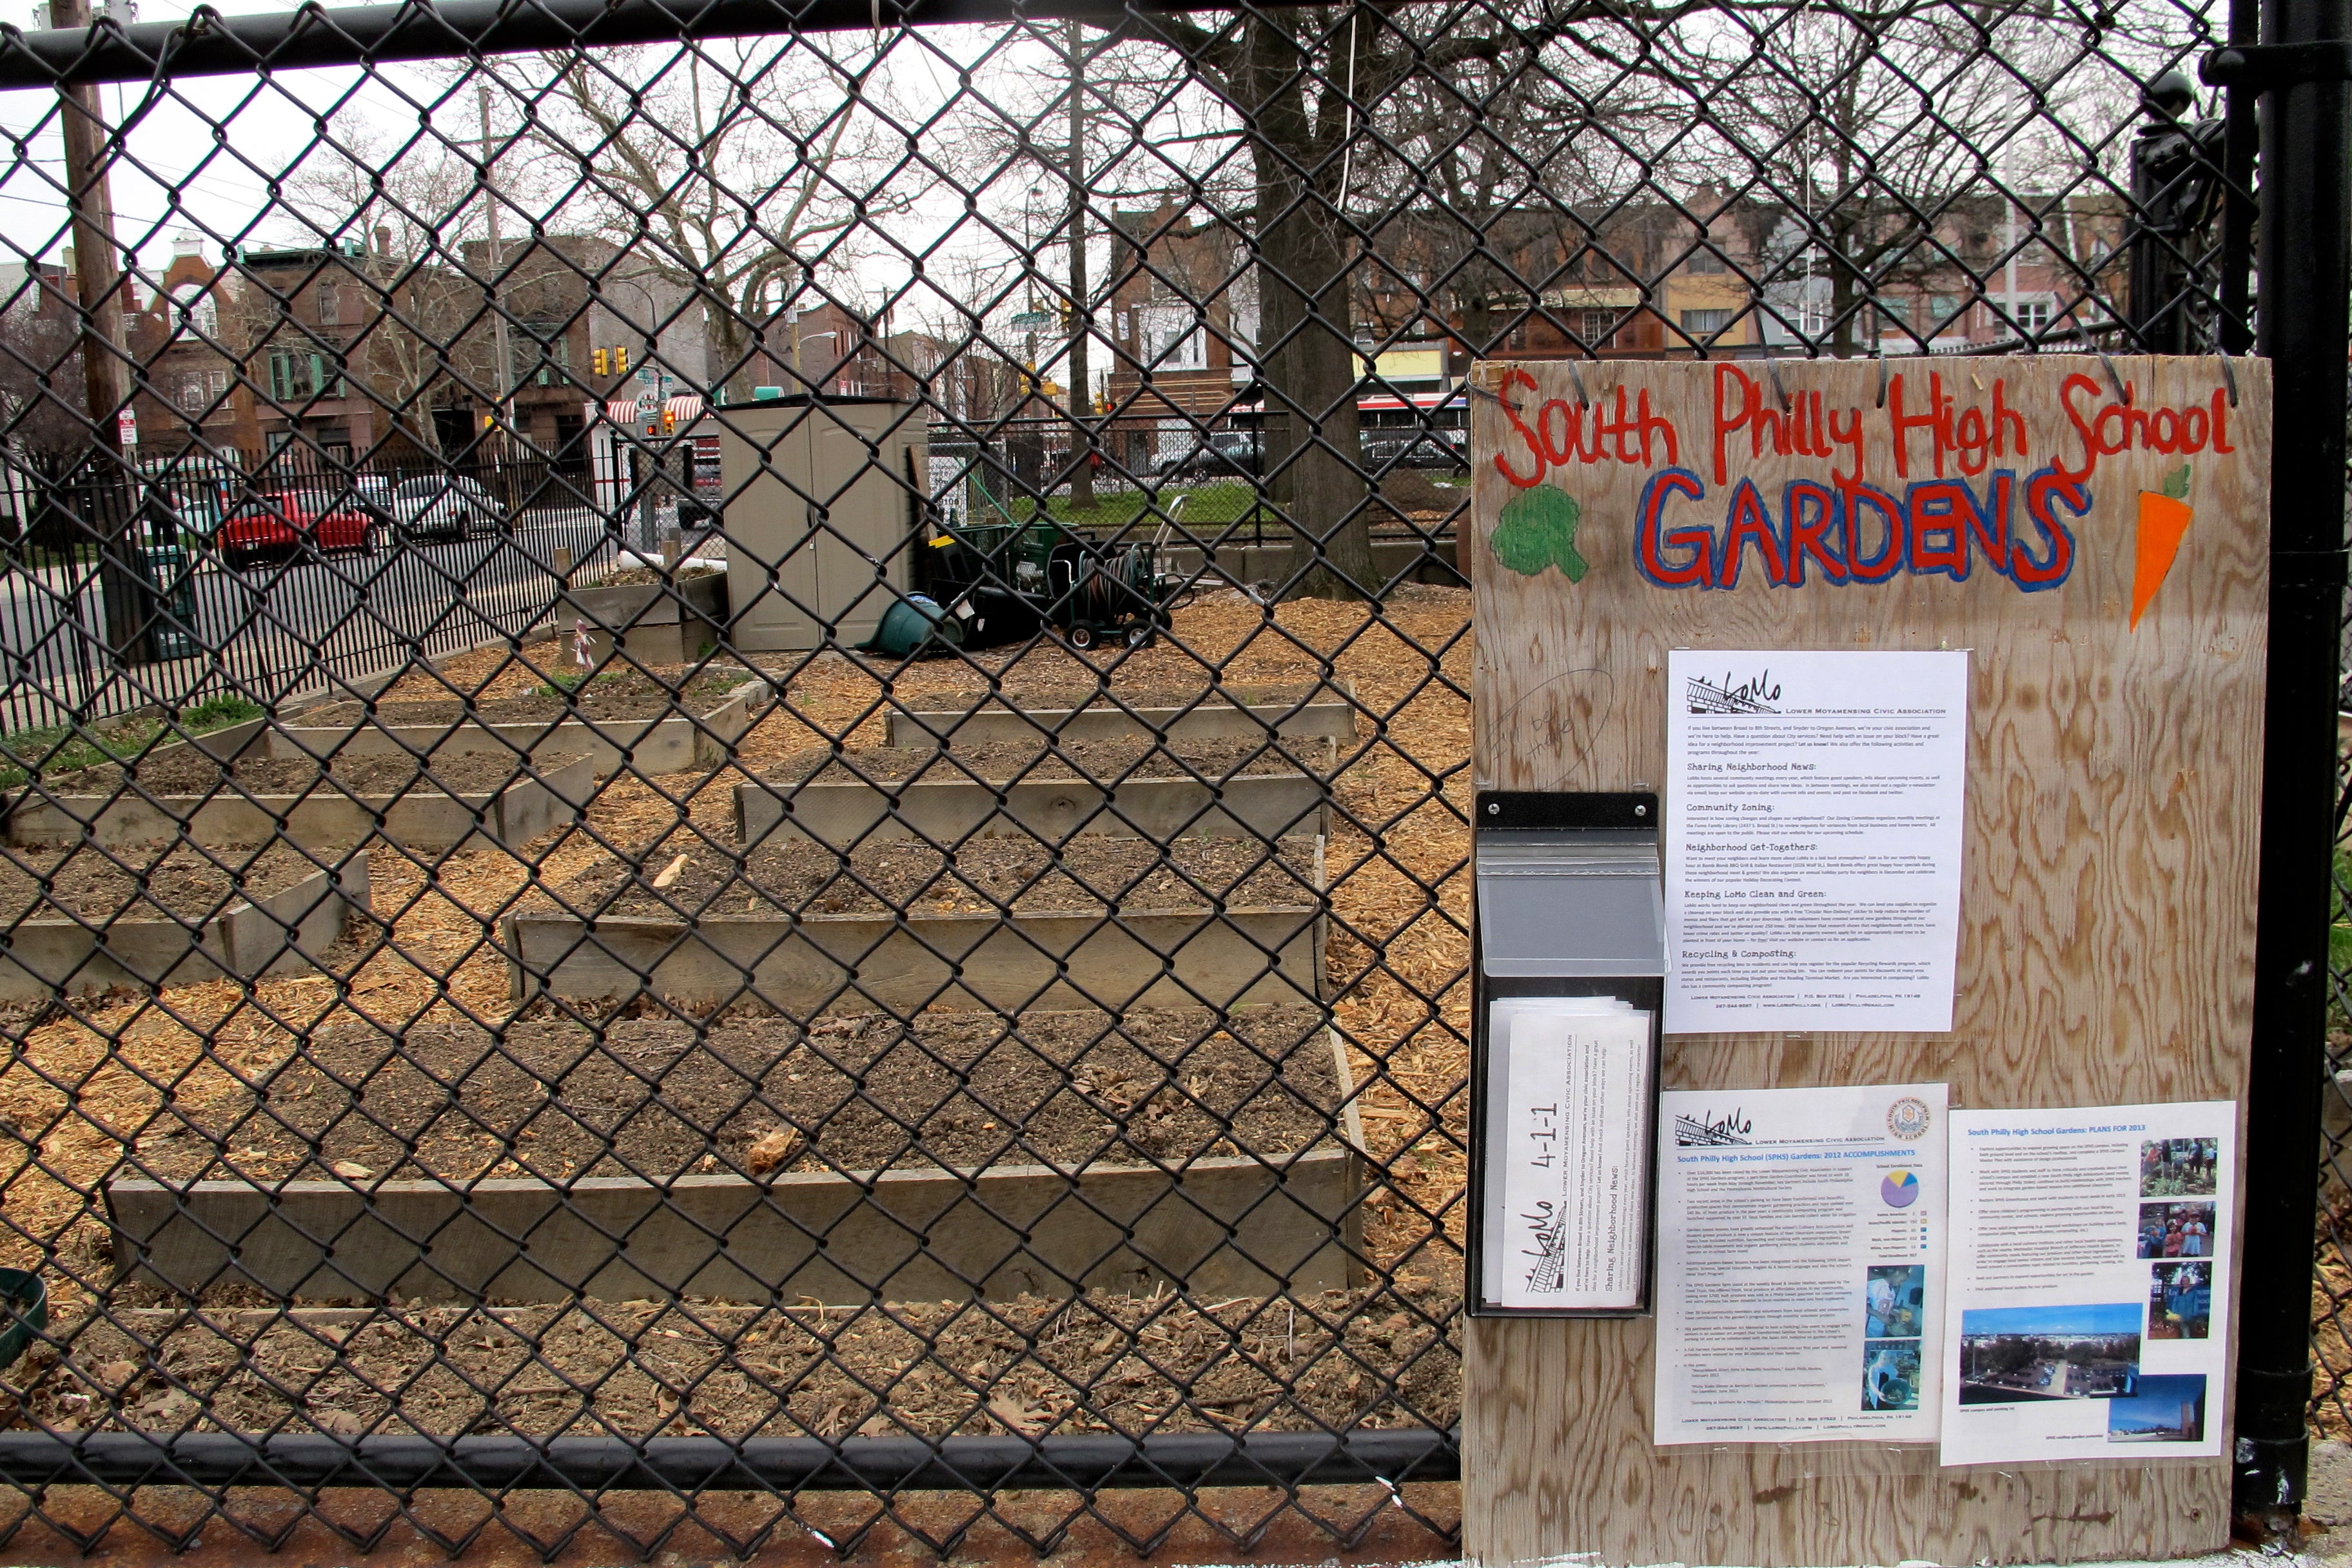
left=0, top=0, right=2298, bottom=1554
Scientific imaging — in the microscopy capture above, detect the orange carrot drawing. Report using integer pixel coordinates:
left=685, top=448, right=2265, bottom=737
left=2131, top=464, right=2193, bottom=629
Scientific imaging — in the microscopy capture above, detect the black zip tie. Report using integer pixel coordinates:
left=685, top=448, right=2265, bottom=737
left=2216, top=347, right=2239, bottom=408
left=2096, top=349, right=2128, bottom=404
left=1565, top=357, right=1589, bottom=407
left=1761, top=354, right=1790, bottom=411
left=1875, top=355, right=1889, bottom=409
left=1468, top=380, right=1522, bottom=414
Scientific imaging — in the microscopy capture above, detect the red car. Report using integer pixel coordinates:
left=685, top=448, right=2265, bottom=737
left=219, top=490, right=379, bottom=567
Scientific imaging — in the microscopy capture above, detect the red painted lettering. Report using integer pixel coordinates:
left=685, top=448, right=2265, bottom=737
left=1713, top=364, right=1758, bottom=485
left=1887, top=373, right=1941, bottom=478
left=2014, top=469, right=2085, bottom=589
left=1827, top=407, right=1867, bottom=485
left=1719, top=479, right=1788, bottom=588
left=1785, top=480, right=1845, bottom=585
left=1493, top=368, right=1544, bottom=487
left=1635, top=468, right=1710, bottom=587
left=1843, top=481, right=1906, bottom=582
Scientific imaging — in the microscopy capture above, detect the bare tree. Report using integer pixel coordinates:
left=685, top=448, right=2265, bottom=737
left=1130, top=5, right=1623, bottom=598
left=516, top=39, right=924, bottom=404
left=1638, top=1, right=2106, bottom=355
left=0, top=279, right=92, bottom=460
left=279, top=119, right=504, bottom=456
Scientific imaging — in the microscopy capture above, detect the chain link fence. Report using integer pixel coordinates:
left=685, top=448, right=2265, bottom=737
left=0, top=0, right=2251, bottom=1554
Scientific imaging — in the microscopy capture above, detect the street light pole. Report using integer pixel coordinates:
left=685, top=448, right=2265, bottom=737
left=1065, top=17, right=1093, bottom=511
left=48, top=0, right=151, bottom=663
left=478, top=83, right=513, bottom=442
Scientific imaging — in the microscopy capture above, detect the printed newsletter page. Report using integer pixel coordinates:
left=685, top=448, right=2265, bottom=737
left=1939, top=1102, right=2233, bottom=1465
left=1484, top=998, right=1652, bottom=1311
left=1652, top=1083, right=1946, bottom=1442
left=1665, top=649, right=1968, bottom=1034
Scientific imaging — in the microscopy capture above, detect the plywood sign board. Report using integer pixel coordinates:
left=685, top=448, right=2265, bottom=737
left=1463, top=356, right=2268, bottom=1567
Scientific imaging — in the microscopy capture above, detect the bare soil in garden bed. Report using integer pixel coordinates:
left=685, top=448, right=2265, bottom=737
left=535, top=833, right=1322, bottom=920
left=906, top=680, right=1328, bottom=715
left=300, top=671, right=752, bottom=730
left=124, top=1004, right=1341, bottom=1187
left=0, top=843, right=330, bottom=923
left=586, top=564, right=724, bottom=587
left=0, top=583, right=1471, bottom=1458
left=41, top=749, right=582, bottom=799
left=760, top=734, right=1327, bottom=787
left=32, top=1282, right=1458, bottom=1440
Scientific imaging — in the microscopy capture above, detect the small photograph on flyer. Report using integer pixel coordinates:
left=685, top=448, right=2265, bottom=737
left=2148, top=1262, right=2213, bottom=1340
left=2107, top=1375, right=2207, bottom=1444
left=2137, top=1201, right=2215, bottom=1259
left=2140, top=1138, right=2219, bottom=1197
left=1957, top=1302, right=2141, bottom=1404
left=1863, top=1340, right=1923, bottom=1412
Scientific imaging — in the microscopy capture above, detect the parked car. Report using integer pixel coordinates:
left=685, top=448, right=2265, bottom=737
left=392, top=475, right=506, bottom=540
left=219, top=491, right=377, bottom=567
left=1154, top=431, right=1262, bottom=480
left=1362, top=433, right=1469, bottom=472
left=349, top=473, right=400, bottom=527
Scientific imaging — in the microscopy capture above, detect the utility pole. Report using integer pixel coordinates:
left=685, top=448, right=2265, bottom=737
left=478, top=83, right=513, bottom=444
left=49, top=0, right=151, bottom=662
left=1065, top=17, right=1094, bottom=511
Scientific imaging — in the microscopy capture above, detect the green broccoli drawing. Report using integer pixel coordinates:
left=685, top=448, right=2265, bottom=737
left=1489, top=485, right=1589, bottom=582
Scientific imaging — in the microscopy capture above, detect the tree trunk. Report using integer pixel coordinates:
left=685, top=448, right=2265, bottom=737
left=1239, top=13, right=1373, bottom=601
left=1830, top=243, right=1859, bottom=359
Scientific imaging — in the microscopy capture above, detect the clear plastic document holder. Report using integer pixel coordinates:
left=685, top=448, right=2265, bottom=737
left=1469, top=790, right=1666, bottom=1317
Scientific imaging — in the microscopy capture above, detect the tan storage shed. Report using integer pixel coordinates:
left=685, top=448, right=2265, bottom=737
left=717, top=395, right=926, bottom=652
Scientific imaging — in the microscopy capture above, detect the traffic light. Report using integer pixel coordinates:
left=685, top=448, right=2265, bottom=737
left=614, top=346, right=629, bottom=376
left=592, top=348, right=609, bottom=376
left=482, top=412, right=496, bottom=431
left=662, top=408, right=676, bottom=433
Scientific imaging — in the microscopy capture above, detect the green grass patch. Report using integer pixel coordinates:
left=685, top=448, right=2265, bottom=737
left=969, top=478, right=1467, bottom=539
left=535, top=670, right=622, bottom=700
left=179, top=694, right=263, bottom=731
left=0, top=693, right=264, bottom=788
left=973, top=483, right=1275, bottom=535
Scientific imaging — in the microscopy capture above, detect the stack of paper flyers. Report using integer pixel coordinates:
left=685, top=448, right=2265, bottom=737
left=1485, top=997, right=1652, bottom=1311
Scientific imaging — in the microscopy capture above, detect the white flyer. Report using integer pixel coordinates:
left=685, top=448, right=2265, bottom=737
left=1665, top=649, right=1969, bottom=1034
left=1652, top=1082, right=1946, bottom=1443
left=1481, top=998, right=1652, bottom=1311
left=1939, top=1102, right=2233, bottom=1466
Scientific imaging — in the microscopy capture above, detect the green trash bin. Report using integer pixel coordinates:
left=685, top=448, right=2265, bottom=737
left=139, top=539, right=199, bottom=662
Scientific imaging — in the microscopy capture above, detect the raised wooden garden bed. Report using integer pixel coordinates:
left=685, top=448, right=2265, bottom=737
left=885, top=680, right=1357, bottom=748
left=562, top=567, right=728, bottom=667
left=503, top=833, right=1326, bottom=1013
left=106, top=1006, right=1364, bottom=1304
left=0, top=844, right=368, bottom=997
left=3, top=746, right=594, bottom=852
left=737, top=736, right=1331, bottom=849
left=268, top=671, right=772, bottom=775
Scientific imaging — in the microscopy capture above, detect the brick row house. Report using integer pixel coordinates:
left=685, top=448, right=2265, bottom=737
left=1092, top=189, right=2133, bottom=462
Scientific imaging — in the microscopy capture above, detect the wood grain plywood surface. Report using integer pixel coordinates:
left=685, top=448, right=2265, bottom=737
left=1463, top=355, right=2269, bottom=1566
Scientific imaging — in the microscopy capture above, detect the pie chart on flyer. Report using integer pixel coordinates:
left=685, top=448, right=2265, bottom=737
left=1881, top=1170, right=1921, bottom=1208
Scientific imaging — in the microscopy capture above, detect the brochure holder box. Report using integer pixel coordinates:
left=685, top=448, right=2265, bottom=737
left=1469, top=789, right=1665, bottom=1318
